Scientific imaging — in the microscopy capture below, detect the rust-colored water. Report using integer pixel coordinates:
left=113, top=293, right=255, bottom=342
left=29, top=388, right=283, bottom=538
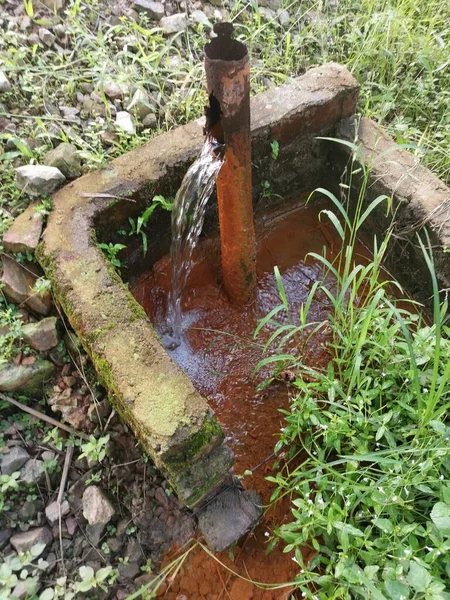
left=131, top=201, right=363, bottom=599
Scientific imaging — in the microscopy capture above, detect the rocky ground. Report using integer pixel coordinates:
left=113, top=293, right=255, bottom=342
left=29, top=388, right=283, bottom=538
left=0, top=1, right=250, bottom=596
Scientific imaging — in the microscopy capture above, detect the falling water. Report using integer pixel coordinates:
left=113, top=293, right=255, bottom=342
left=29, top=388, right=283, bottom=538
left=165, top=138, right=224, bottom=348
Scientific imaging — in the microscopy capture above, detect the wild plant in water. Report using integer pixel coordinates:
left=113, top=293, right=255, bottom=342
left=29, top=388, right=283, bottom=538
left=256, top=141, right=450, bottom=599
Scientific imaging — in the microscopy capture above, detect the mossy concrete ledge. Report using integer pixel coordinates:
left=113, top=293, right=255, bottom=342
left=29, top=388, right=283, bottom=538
left=36, top=63, right=359, bottom=512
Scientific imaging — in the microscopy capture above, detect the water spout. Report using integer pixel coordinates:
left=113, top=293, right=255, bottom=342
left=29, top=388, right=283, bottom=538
left=204, top=23, right=257, bottom=305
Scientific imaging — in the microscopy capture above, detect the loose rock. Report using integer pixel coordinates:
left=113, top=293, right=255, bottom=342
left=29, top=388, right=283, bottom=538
left=133, top=0, right=164, bottom=19
left=22, top=317, right=59, bottom=351
left=1, top=446, right=30, bottom=475
left=82, top=486, right=116, bottom=525
left=20, top=458, right=44, bottom=485
left=0, top=71, right=11, bottom=93
left=191, top=10, right=211, bottom=27
left=0, top=360, right=55, bottom=394
left=3, top=203, right=44, bottom=254
left=142, top=113, right=157, bottom=129
left=0, top=528, right=12, bottom=551
left=43, top=143, right=81, bottom=179
left=198, top=487, right=263, bottom=552
left=45, top=500, right=70, bottom=526
left=100, top=130, right=119, bottom=146
left=127, top=89, right=153, bottom=120
left=41, top=0, right=65, bottom=10
left=10, top=527, right=53, bottom=553
left=15, top=164, right=65, bottom=197
left=38, top=28, right=56, bottom=47
left=18, top=499, right=40, bottom=521
left=160, top=13, right=187, bottom=33
left=115, top=111, right=136, bottom=135
left=259, top=0, right=281, bottom=9
left=103, top=79, right=129, bottom=100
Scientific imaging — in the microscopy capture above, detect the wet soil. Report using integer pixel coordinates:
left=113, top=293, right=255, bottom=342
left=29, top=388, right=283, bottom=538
left=131, top=200, right=366, bottom=599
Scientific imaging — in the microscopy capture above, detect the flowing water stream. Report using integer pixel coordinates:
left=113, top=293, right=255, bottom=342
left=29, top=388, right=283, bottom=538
left=165, top=138, right=224, bottom=348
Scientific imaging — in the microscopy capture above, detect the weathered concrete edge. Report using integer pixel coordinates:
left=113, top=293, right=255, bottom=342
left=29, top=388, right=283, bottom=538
left=37, top=63, right=359, bottom=509
left=338, top=116, right=450, bottom=294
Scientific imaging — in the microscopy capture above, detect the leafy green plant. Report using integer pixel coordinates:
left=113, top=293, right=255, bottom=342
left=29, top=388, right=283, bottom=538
left=78, top=433, right=110, bottom=463
left=99, top=243, right=126, bottom=271
left=128, top=194, right=173, bottom=256
left=270, top=140, right=279, bottom=160
left=0, top=297, right=25, bottom=364
left=256, top=143, right=450, bottom=598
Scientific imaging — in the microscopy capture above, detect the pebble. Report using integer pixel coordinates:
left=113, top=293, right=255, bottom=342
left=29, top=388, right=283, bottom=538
left=45, top=500, right=70, bottom=525
left=133, top=0, right=164, bottom=19
left=43, top=142, right=82, bottom=179
left=127, top=89, right=153, bottom=120
left=103, top=78, right=129, bottom=101
left=115, top=111, right=136, bottom=135
left=0, top=71, right=11, bottom=93
left=142, top=113, right=157, bottom=129
left=22, top=317, right=59, bottom=352
left=82, top=486, right=116, bottom=525
left=159, top=13, right=188, bottom=33
left=38, top=27, right=56, bottom=47
left=191, top=9, right=211, bottom=27
left=0, top=360, right=55, bottom=394
left=18, top=499, right=40, bottom=521
left=1, top=446, right=30, bottom=475
left=15, top=164, right=65, bottom=197
left=20, top=458, right=44, bottom=485
left=10, top=526, right=53, bottom=553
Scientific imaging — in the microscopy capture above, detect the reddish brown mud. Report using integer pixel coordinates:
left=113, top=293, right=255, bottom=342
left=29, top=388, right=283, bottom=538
left=131, top=201, right=363, bottom=599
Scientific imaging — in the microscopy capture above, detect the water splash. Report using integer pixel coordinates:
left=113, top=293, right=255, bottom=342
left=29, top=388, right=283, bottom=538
left=165, top=138, right=224, bottom=348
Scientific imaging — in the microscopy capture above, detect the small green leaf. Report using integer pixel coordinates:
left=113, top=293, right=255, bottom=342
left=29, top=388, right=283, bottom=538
left=430, top=502, right=450, bottom=534
left=406, top=561, right=431, bottom=593
left=373, top=518, right=394, bottom=533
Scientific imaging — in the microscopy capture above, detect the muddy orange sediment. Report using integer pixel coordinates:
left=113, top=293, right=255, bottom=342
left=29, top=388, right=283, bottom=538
left=131, top=201, right=360, bottom=599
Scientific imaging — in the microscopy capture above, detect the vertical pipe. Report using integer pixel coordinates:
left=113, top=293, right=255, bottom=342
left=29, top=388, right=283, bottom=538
left=204, top=23, right=256, bottom=305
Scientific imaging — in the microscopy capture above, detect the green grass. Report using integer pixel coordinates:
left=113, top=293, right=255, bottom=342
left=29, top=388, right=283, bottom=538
left=255, top=144, right=450, bottom=598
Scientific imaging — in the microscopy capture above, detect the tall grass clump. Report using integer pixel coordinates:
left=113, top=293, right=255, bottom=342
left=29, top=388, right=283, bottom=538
left=256, top=142, right=450, bottom=599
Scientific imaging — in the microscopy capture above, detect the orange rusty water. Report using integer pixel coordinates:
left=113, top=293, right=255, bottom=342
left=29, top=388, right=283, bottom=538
left=131, top=201, right=358, bottom=599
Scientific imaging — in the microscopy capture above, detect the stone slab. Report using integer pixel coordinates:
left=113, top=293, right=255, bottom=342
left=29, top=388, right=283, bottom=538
left=3, top=203, right=44, bottom=253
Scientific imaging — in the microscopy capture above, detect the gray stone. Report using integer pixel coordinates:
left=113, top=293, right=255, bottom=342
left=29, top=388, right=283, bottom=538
left=12, top=579, right=39, bottom=600
left=127, top=89, right=153, bottom=120
left=22, top=317, right=59, bottom=351
left=0, top=71, right=11, bottom=93
left=41, top=0, right=65, bottom=10
left=133, top=0, right=164, bottom=19
left=82, top=486, right=115, bottom=525
left=259, top=6, right=276, bottom=20
left=191, top=9, right=211, bottom=27
left=86, top=522, right=105, bottom=546
left=142, top=113, right=157, bottom=129
left=3, top=203, right=44, bottom=253
left=115, top=111, right=136, bottom=135
left=277, top=8, right=289, bottom=25
left=41, top=450, right=56, bottom=462
left=259, top=0, right=281, bottom=9
left=45, top=500, right=70, bottom=525
left=159, top=13, right=187, bottom=33
left=38, top=28, right=56, bottom=47
left=100, top=130, right=119, bottom=146
left=10, top=527, right=53, bottom=553
left=20, top=459, right=44, bottom=485
left=0, top=528, right=12, bottom=550
left=198, top=486, right=263, bottom=552
left=43, top=143, right=81, bottom=179
left=103, top=79, right=129, bottom=100
left=0, top=360, right=55, bottom=394
left=1, top=446, right=30, bottom=475
left=18, top=499, right=40, bottom=521
left=15, top=165, right=65, bottom=197
left=118, top=561, right=141, bottom=581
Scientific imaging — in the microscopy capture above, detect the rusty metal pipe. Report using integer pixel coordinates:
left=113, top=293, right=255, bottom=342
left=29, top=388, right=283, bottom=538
left=204, top=23, right=256, bottom=305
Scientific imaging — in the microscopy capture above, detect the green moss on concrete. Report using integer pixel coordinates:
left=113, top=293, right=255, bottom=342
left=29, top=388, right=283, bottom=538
left=187, top=414, right=223, bottom=458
